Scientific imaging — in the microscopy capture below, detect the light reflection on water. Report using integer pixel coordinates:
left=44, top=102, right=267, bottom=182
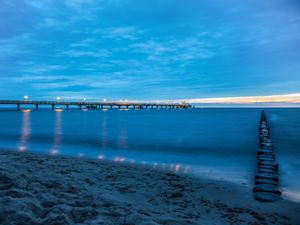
left=0, top=108, right=299, bottom=202
left=118, top=127, right=128, bottom=150
left=18, top=111, right=31, bottom=152
left=14, top=110, right=192, bottom=175
left=50, top=111, right=62, bottom=155
left=101, top=111, right=107, bottom=148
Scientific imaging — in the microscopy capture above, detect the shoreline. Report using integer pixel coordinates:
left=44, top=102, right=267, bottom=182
left=1, top=150, right=300, bottom=225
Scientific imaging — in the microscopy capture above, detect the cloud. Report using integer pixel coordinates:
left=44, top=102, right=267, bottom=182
left=26, top=0, right=51, bottom=9
left=61, top=50, right=109, bottom=58
left=95, top=26, right=142, bottom=41
left=25, top=65, right=65, bottom=74
left=43, top=18, right=59, bottom=26
left=130, top=37, right=215, bottom=64
left=56, top=84, right=98, bottom=92
left=63, top=0, right=103, bottom=19
left=70, top=38, right=94, bottom=47
left=8, top=74, right=70, bottom=83
left=1, top=0, right=300, bottom=101
left=0, top=33, right=32, bottom=55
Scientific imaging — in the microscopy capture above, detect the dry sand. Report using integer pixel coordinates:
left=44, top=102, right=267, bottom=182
left=0, top=150, right=299, bottom=225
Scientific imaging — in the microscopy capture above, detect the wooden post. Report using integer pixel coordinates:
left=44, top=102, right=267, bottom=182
left=253, top=111, right=281, bottom=202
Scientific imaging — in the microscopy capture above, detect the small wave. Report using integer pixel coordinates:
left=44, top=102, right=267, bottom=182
left=282, top=189, right=300, bottom=203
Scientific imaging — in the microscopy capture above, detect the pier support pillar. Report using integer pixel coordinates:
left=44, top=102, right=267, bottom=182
left=52, top=104, right=55, bottom=110
left=17, top=104, right=20, bottom=111
left=36, top=104, right=38, bottom=111
left=79, top=105, right=82, bottom=110
left=66, top=105, right=69, bottom=110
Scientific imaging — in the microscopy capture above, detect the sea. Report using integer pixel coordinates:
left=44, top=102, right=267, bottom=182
left=0, top=107, right=299, bottom=202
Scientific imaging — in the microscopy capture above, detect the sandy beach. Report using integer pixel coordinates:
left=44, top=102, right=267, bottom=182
left=0, top=150, right=299, bottom=225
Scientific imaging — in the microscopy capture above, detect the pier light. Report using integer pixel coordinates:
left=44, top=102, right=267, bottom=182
left=103, top=99, right=107, bottom=102
left=83, top=98, right=86, bottom=101
left=56, top=97, right=61, bottom=101
left=23, top=95, right=29, bottom=100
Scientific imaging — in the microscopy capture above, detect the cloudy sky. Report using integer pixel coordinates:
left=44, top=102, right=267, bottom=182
left=0, top=0, right=300, bottom=102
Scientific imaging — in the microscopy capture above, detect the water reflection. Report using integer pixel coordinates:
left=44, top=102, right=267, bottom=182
left=97, top=154, right=104, bottom=160
left=117, top=127, right=128, bottom=149
left=94, top=152, right=187, bottom=174
left=100, top=112, right=107, bottom=148
left=78, top=152, right=85, bottom=157
left=175, top=164, right=180, bottom=172
left=18, top=111, right=31, bottom=152
left=184, top=166, right=190, bottom=173
left=114, top=156, right=125, bottom=162
left=50, top=111, right=62, bottom=155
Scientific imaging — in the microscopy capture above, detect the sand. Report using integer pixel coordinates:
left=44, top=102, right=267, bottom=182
left=0, top=150, right=299, bottom=225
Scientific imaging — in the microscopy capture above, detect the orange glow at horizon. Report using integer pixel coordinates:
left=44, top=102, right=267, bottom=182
left=181, top=93, right=300, bottom=104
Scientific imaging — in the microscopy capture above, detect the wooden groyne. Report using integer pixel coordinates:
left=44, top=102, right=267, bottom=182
left=253, top=111, right=281, bottom=202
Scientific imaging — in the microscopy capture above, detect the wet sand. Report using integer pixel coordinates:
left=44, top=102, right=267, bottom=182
left=0, top=150, right=299, bottom=225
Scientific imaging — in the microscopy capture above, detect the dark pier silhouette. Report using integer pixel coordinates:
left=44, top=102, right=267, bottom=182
left=253, top=111, right=281, bottom=202
left=0, top=100, right=192, bottom=111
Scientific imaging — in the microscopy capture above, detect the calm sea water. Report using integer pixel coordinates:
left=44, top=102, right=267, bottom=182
left=0, top=108, right=299, bottom=201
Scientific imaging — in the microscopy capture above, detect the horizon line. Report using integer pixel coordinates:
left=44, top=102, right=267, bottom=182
left=173, top=92, right=300, bottom=104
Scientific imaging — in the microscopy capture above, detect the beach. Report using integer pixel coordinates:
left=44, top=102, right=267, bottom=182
left=1, top=150, right=299, bottom=225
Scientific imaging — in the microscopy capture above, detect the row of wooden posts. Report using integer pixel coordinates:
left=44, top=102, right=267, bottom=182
left=253, top=111, right=281, bottom=202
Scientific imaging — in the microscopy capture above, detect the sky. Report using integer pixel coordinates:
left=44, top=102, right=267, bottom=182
left=0, top=0, right=300, bottom=103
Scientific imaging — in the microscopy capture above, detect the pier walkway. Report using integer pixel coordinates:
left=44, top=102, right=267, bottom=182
left=0, top=100, right=192, bottom=111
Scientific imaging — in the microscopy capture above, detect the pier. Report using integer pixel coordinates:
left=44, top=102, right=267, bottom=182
left=0, top=100, right=192, bottom=111
left=253, top=111, right=281, bottom=202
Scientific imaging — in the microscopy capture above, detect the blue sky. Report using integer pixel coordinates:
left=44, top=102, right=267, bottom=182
left=0, top=0, right=300, bottom=101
